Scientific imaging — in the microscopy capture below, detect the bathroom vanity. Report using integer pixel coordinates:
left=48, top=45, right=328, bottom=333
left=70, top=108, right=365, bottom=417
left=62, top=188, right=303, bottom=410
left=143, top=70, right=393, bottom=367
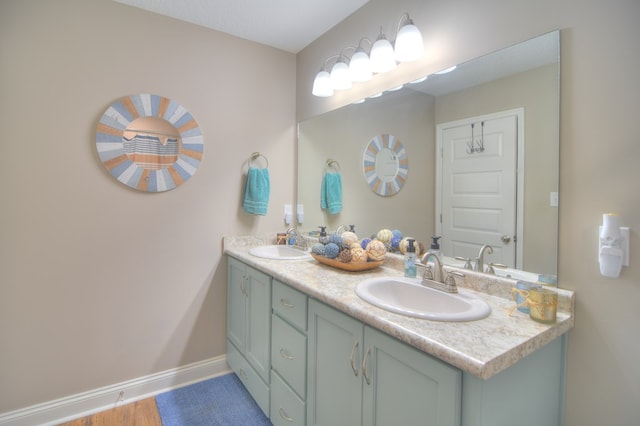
left=224, top=236, right=574, bottom=426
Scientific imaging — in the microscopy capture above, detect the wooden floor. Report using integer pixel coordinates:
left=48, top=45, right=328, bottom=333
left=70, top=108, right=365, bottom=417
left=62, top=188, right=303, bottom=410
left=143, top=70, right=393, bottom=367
left=58, top=397, right=162, bottom=426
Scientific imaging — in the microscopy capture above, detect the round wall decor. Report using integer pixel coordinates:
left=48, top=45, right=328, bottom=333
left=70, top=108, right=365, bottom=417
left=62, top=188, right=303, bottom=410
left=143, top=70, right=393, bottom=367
left=362, top=133, right=408, bottom=196
left=95, top=94, right=204, bottom=192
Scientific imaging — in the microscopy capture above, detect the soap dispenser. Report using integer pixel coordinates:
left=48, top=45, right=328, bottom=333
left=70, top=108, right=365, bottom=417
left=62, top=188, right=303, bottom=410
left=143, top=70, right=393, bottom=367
left=318, top=226, right=328, bottom=245
left=429, top=236, right=442, bottom=260
left=404, top=238, right=417, bottom=278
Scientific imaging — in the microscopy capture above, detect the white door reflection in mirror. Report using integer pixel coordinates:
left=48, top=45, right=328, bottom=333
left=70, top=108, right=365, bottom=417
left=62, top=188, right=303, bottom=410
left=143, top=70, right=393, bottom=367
left=437, top=110, right=520, bottom=269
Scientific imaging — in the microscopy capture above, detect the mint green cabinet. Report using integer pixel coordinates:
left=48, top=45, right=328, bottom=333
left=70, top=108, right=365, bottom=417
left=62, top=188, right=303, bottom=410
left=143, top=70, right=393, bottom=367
left=307, top=299, right=461, bottom=426
left=271, top=279, right=309, bottom=426
left=226, top=256, right=272, bottom=416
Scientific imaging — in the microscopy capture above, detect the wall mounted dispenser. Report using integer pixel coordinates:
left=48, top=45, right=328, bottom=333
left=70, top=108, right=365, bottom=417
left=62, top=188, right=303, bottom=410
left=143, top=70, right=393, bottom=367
left=598, top=213, right=630, bottom=278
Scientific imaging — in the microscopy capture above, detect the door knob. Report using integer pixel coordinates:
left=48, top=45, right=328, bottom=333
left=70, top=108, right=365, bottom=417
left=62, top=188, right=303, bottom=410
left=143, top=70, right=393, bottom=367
left=501, top=235, right=511, bottom=244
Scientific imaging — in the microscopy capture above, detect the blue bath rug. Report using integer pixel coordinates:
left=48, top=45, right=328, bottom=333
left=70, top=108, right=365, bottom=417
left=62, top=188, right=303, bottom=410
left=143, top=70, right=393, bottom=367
left=155, top=373, right=272, bottom=425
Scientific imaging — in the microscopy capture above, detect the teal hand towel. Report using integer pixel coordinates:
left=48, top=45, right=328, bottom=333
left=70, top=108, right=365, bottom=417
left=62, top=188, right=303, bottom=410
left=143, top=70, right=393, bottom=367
left=321, top=172, right=342, bottom=214
left=243, top=167, right=270, bottom=216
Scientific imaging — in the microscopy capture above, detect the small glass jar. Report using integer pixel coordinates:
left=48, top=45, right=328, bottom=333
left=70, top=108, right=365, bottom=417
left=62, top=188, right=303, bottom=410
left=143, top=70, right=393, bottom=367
left=528, top=288, right=558, bottom=324
left=514, top=281, right=541, bottom=314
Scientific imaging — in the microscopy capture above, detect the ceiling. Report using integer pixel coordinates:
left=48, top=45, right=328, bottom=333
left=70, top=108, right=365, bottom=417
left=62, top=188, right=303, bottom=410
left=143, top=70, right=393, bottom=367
left=112, top=0, right=370, bottom=53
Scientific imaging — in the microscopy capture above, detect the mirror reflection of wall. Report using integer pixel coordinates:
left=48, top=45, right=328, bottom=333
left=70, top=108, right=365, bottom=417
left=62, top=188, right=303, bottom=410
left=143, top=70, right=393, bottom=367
left=297, top=31, right=559, bottom=278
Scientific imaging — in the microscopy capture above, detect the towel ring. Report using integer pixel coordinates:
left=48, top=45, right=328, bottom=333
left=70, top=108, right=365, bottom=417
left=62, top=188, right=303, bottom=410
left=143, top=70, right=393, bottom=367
left=325, top=159, right=341, bottom=172
left=249, top=152, right=269, bottom=168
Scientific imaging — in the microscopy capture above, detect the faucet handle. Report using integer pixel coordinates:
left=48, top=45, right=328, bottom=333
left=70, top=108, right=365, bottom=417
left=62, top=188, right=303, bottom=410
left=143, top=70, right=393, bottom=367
left=423, top=264, right=435, bottom=281
left=455, top=257, right=473, bottom=270
left=444, top=271, right=464, bottom=293
left=486, top=262, right=508, bottom=274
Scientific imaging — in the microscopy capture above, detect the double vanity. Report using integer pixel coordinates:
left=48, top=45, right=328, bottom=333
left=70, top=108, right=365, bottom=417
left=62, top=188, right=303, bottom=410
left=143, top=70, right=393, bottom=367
left=224, top=235, right=575, bottom=426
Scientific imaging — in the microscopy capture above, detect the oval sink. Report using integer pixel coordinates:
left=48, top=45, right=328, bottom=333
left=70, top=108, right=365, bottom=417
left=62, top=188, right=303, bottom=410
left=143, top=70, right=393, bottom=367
left=355, top=277, right=491, bottom=322
left=249, top=245, right=311, bottom=260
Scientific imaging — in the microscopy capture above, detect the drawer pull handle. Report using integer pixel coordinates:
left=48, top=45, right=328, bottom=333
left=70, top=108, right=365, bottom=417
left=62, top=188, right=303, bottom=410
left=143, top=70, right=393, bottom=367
left=279, top=348, right=294, bottom=360
left=350, top=340, right=359, bottom=377
left=362, top=347, right=372, bottom=385
left=238, top=368, right=248, bottom=380
left=280, top=298, right=295, bottom=308
left=279, top=407, right=294, bottom=422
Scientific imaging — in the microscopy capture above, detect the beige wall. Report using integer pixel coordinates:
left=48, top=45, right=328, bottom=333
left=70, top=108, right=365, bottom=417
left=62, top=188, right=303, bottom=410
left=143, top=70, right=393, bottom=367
left=0, top=0, right=295, bottom=413
left=297, top=1, right=640, bottom=425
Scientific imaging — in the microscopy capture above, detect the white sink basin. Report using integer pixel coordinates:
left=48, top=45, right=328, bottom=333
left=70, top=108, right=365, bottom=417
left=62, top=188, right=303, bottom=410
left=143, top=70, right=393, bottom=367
left=355, top=277, right=491, bottom=322
left=249, top=245, right=311, bottom=260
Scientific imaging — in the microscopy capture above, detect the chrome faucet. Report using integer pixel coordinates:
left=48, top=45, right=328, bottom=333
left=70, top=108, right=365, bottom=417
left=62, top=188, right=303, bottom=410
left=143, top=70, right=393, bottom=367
left=420, top=252, right=444, bottom=283
left=419, top=252, right=462, bottom=293
left=474, top=244, right=494, bottom=273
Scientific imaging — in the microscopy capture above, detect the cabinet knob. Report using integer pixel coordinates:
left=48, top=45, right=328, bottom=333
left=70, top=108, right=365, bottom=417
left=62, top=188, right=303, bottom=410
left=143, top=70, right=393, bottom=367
left=280, top=298, right=295, bottom=308
left=279, top=348, right=294, bottom=360
left=279, top=407, right=294, bottom=422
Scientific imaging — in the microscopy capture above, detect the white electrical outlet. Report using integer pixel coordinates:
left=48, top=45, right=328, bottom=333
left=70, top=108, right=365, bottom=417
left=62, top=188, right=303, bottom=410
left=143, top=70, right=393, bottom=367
left=550, top=192, right=559, bottom=207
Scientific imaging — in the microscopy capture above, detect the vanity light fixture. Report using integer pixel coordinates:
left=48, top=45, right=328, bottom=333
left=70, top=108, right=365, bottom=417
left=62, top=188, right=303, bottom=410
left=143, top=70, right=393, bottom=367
left=311, top=12, right=424, bottom=97
left=330, top=55, right=352, bottom=90
left=370, top=27, right=397, bottom=74
left=394, top=13, right=424, bottom=62
left=435, top=65, right=457, bottom=74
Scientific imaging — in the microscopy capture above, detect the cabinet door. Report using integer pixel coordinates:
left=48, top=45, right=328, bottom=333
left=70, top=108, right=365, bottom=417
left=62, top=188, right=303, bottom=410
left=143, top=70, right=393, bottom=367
left=245, top=265, right=272, bottom=383
left=307, top=300, right=363, bottom=426
left=227, top=257, right=247, bottom=352
left=362, top=327, right=461, bottom=426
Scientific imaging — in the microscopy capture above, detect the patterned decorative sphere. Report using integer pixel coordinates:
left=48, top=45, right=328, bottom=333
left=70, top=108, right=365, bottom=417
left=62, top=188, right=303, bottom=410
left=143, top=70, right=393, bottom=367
left=341, top=231, right=358, bottom=248
left=350, top=241, right=362, bottom=250
left=328, top=234, right=342, bottom=246
left=376, top=229, right=393, bottom=244
left=311, top=243, right=326, bottom=256
left=323, top=242, right=340, bottom=259
left=391, top=236, right=402, bottom=250
left=360, top=238, right=371, bottom=250
left=338, top=249, right=353, bottom=263
left=350, top=247, right=368, bottom=263
left=392, top=229, right=403, bottom=239
left=366, top=240, right=387, bottom=261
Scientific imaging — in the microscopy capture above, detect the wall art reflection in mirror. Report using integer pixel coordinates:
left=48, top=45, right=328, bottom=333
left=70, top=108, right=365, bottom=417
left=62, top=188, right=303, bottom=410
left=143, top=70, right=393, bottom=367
left=363, top=134, right=408, bottom=197
left=95, top=94, right=204, bottom=192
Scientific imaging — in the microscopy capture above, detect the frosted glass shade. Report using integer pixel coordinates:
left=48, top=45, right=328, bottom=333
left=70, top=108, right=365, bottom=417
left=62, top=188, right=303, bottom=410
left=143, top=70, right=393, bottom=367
left=330, top=60, right=352, bottom=90
left=312, top=70, right=334, bottom=97
left=370, top=36, right=396, bottom=74
left=394, top=23, right=424, bottom=62
left=349, top=49, right=372, bottom=82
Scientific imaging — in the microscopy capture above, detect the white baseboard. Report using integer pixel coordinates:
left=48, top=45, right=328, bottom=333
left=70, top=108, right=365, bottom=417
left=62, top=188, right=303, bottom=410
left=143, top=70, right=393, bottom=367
left=0, top=355, right=230, bottom=426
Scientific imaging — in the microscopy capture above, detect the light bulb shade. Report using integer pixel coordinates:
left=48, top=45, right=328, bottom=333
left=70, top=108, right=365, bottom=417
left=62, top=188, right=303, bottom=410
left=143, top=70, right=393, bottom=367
left=349, top=49, right=372, bottom=82
left=312, top=70, right=334, bottom=97
left=330, top=60, right=352, bottom=90
left=394, top=23, right=424, bottom=62
left=370, top=36, right=396, bottom=74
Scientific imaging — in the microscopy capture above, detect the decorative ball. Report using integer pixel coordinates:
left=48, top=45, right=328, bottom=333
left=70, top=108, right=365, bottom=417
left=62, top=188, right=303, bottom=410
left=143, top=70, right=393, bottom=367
left=392, top=229, right=403, bottom=239
left=323, top=242, right=340, bottom=259
left=338, top=249, right=353, bottom=263
left=341, top=231, right=359, bottom=248
left=328, top=234, right=342, bottom=246
left=360, top=238, right=371, bottom=250
left=350, top=247, right=368, bottom=263
left=391, top=236, right=402, bottom=250
left=350, top=241, right=362, bottom=250
left=311, top=243, right=326, bottom=256
left=366, top=240, right=387, bottom=261
left=376, top=228, right=393, bottom=244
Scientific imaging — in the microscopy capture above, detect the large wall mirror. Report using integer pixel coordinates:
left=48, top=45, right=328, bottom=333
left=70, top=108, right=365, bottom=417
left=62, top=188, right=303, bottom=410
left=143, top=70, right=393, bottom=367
left=297, top=30, right=559, bottom=281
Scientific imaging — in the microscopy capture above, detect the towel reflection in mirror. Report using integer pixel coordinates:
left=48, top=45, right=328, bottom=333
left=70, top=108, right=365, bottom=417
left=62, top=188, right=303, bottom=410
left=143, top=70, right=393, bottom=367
left=123, top=116, right=181, bottom=170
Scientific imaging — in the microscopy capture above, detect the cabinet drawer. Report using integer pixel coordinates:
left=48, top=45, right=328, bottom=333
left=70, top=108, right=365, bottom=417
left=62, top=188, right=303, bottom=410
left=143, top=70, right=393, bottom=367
left=227, top=339, right=270, bottom=417
left=273, top=280, right=307, bottom=331
left=271, top=370, right=306, bottom=426
left=271, top=314, right=307, bottom=399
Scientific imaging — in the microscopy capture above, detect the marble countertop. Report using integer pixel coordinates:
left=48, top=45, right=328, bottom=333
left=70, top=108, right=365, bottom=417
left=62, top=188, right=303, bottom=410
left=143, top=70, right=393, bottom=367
left=223, top=235, right=575, bottom=380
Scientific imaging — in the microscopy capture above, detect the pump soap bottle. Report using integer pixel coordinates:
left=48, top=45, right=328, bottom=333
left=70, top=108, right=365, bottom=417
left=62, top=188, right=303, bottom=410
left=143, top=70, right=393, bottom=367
left=404, top=238, right=417, bottom=278
left=429, top=236, right=442, bottom=260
